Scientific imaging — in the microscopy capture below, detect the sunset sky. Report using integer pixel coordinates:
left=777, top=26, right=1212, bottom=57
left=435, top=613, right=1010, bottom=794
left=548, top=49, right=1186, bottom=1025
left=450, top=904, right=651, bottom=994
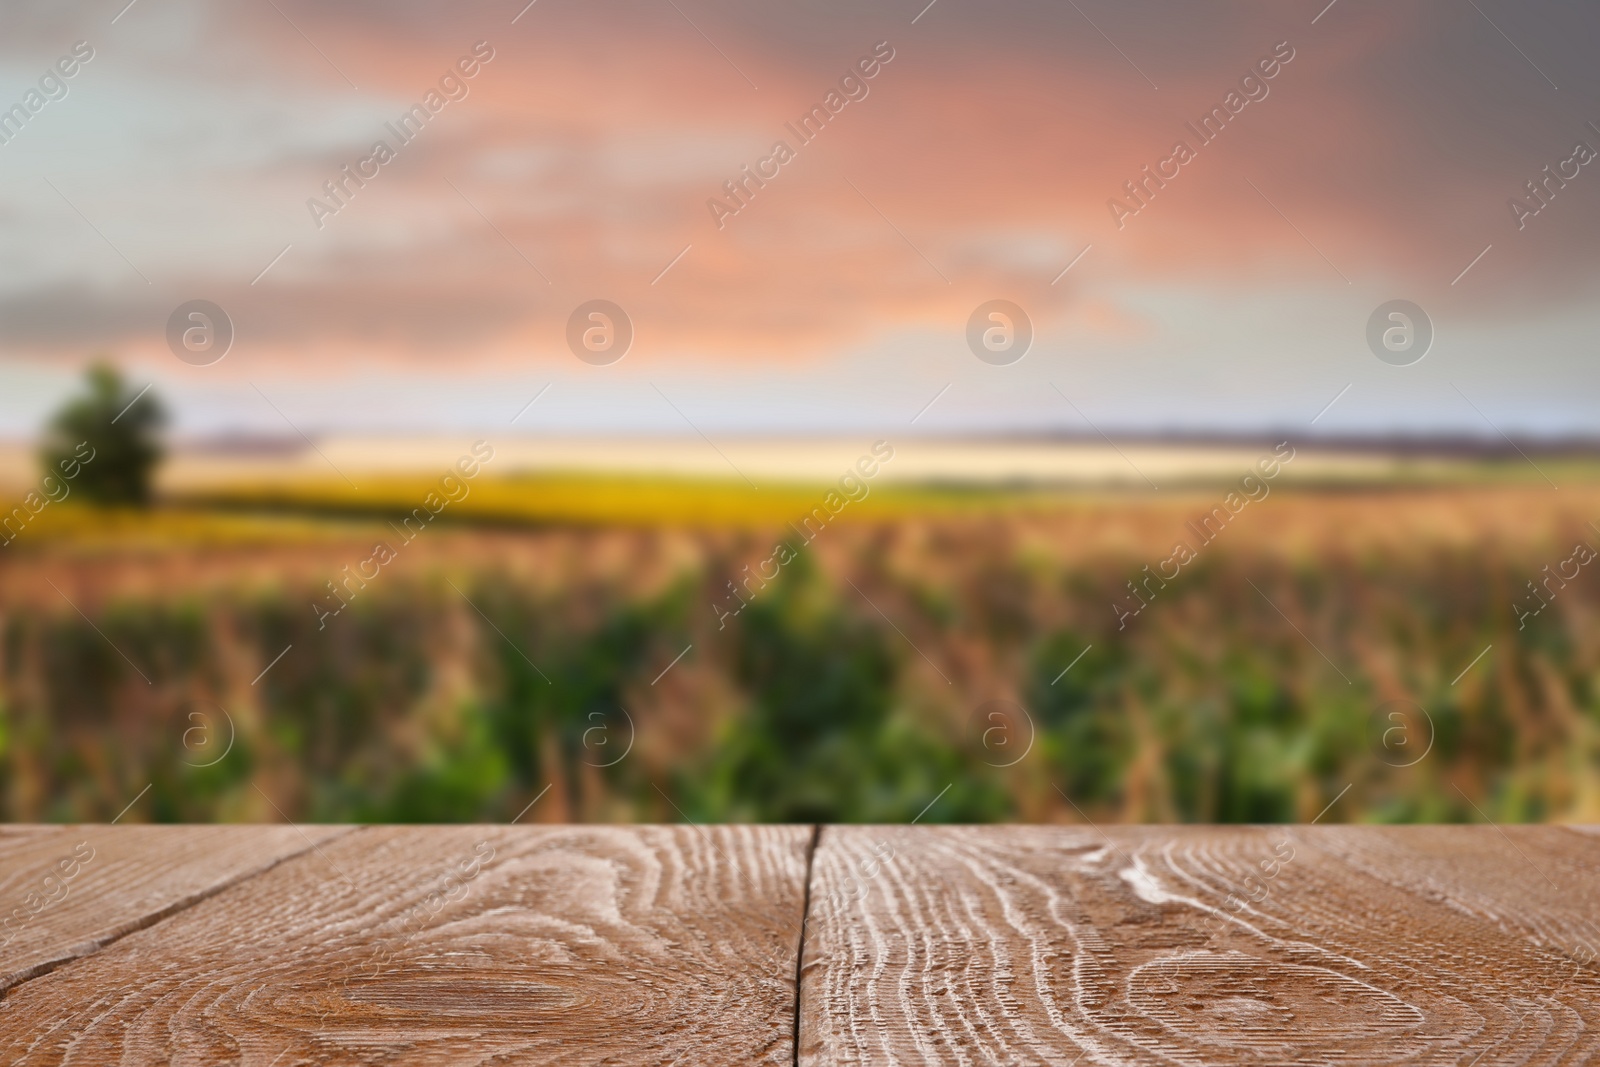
left=0, top=0, right=1595, bottom=439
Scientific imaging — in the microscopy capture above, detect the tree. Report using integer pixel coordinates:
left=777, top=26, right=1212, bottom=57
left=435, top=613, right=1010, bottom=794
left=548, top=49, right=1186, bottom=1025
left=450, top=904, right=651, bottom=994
left=40, top=363, right=167, bottom=506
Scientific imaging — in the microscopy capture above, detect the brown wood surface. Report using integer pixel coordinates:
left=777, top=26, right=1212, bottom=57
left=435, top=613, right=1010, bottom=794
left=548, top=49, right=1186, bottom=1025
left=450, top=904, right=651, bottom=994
left=0, top=824, right=349, bottom=996
left=0, top=824, right=811, bottom=1066
left=801, top=825, right=1600, bottom=1066
left=2, top=825, right=1598, bottom=1065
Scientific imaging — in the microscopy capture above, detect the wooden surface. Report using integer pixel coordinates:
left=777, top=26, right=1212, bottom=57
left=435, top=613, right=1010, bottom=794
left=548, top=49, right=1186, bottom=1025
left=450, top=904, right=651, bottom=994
left=0, top=825, right=349, bottom=997
left=0, top=826, right=1596, bottom=1065
left=0, top=825, right=811, bottom=1066
left=803, top=826, right=1600, bottom=1066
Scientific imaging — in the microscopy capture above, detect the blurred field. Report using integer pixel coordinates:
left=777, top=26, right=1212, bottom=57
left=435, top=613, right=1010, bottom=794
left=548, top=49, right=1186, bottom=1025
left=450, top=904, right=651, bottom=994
left=2, top=450, right=1599, bottom=825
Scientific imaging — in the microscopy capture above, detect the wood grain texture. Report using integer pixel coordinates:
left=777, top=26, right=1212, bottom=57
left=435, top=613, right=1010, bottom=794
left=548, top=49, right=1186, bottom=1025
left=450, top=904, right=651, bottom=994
left=0, top=825, right=811, bottom=1066
left=800, top=825, right=1600, bottom=1066
left=0, top=825, right=349, bottom=996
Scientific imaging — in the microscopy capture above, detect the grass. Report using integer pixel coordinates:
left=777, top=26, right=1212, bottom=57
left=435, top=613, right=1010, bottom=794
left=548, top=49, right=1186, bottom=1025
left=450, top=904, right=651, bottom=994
left=3, top=467, right=1600, bottom=825
left=180, top=471, right=1057, bottom=526
left=6, top=473, right=1093, bottom=551
left=5, top=502, right=390, bottom=553
left=15, top=449, right=1594, bottom=549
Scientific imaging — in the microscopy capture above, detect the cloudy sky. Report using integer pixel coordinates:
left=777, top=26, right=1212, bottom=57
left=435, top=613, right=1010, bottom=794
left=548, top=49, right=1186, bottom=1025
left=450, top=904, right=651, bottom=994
left=0, top=0, right=1595, bottom=439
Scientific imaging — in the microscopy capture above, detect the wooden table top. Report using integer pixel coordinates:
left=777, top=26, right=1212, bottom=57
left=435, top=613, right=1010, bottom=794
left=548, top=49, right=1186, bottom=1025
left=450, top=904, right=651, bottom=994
left=0, top=825, right=1596, bottom=1065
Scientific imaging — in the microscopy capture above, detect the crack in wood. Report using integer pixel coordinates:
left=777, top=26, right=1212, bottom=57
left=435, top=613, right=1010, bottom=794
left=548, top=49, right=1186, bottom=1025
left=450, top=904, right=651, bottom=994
left=0, top=825, right=364, bottom=1000
left=791, top=824, right=822, bottom=1067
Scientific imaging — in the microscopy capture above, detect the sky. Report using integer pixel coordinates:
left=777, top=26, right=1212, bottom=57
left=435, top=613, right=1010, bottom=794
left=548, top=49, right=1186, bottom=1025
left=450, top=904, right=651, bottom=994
left=0, top=0, right=1596, bottom=440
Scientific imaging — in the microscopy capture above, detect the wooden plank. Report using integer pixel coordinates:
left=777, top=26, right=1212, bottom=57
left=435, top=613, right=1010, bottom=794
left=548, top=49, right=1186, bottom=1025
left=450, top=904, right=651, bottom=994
left=801, top=826, right=1600, bottom=1065
left=0, top=824, right=350, bottom=995
left=0, top=825, right=811, bottom=1066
